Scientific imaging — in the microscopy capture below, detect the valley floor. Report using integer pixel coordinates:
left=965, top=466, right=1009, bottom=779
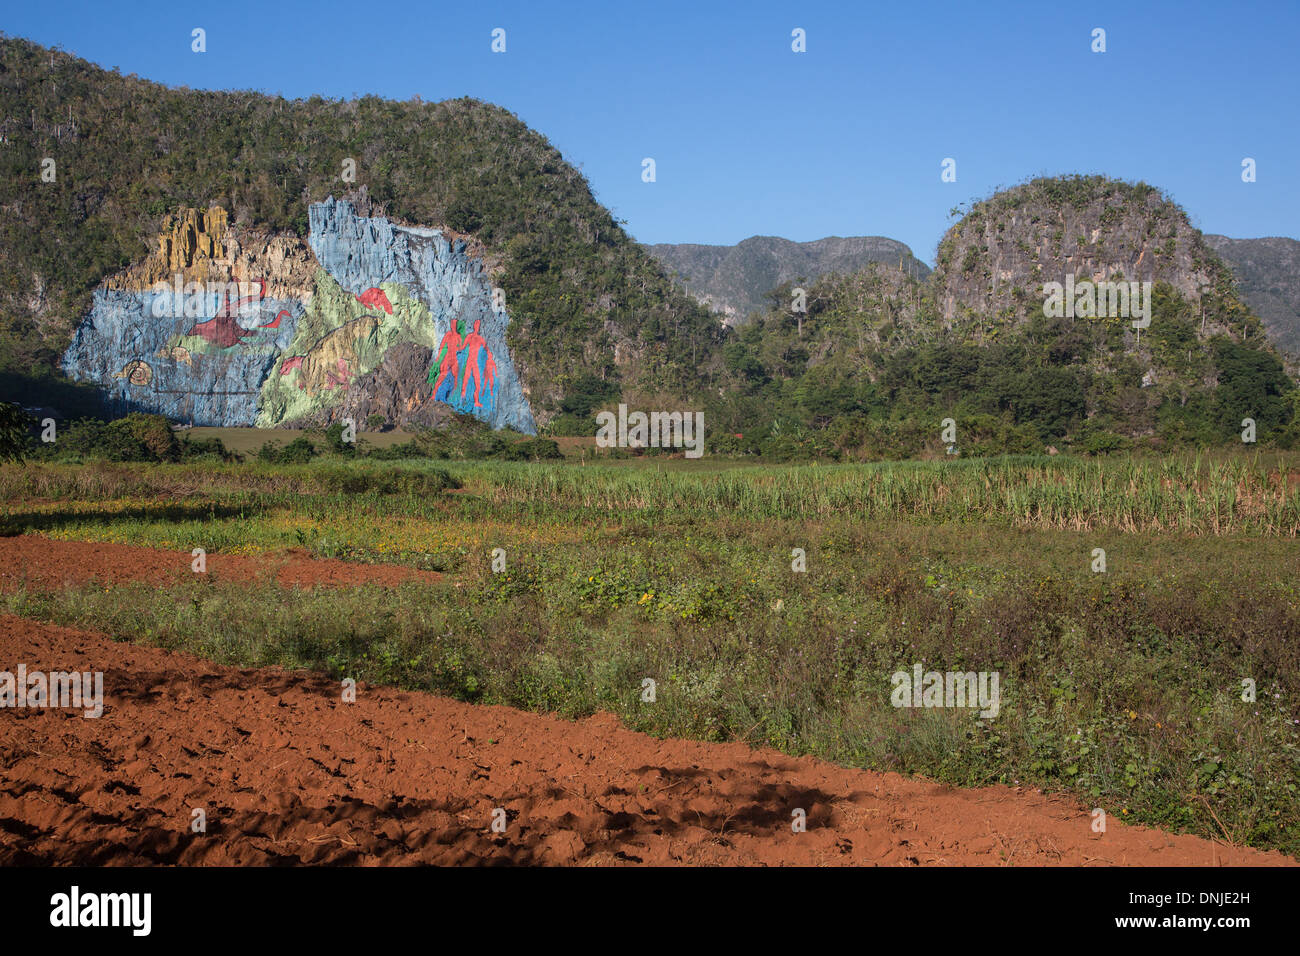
left=2, top=453, right=1296, bottom=861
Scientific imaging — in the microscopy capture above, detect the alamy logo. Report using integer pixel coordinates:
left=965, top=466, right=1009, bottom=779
left=149, top=273, right=267, bottom=319
left=1043, top=275, right=1152, bottom=329
left=890, top=663, right=1000, bottom=719
left=595, top=404, right=705, bottom=458
left=49, top=886, right=150, bottom=936
left=0, top=664, right=103, bottom=718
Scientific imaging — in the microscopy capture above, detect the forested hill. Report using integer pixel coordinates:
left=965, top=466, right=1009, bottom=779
left=713, top=177, right=1297, bottom=456
left=0, top=35, right=724, bottom=424
left=1, top=38, right=1295, bottom=455
left=1203, top=235, right=1300, bottom=354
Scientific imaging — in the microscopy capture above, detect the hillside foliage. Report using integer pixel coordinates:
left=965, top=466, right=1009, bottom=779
left=0, top=36, right=723, bottom=421
left=1, top=38, right=1295, bottom=457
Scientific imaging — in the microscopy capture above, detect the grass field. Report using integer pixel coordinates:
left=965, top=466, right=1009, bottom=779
left=2, top=450, right=1297, bottom=854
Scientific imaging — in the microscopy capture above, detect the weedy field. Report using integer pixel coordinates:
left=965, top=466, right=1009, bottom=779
left=1, top=451, right=1297, bottom=854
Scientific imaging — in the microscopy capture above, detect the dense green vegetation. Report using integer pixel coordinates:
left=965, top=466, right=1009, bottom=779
left=711, top=269, right=1299, bottom=458
left=0, top=400, right=32, bottom=461
left=1, top=405, right=233, bottom=463
left=3, top=453, right=1297, bottom=853
left=6, top=404, right=563, bottom=465
left=0, top=35, right=723, bottom=418
left=2, top=38, right=1297, bottom=459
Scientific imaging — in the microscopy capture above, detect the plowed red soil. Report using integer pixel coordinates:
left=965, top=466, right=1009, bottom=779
left=1, top=614, right=1291, bottom=866
left=0, top=535, right=439, bottom=590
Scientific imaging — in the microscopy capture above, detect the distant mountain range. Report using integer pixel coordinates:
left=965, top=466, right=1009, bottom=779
left=647, top=236, right=930, bottom=325
left=650, top=230, right=1300, bottom=355
left=1203, top=236, right=1300, bottom=353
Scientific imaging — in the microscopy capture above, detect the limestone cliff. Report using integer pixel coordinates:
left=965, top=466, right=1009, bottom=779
left=302, top=198, right=534, bottom=433
left=929, top=176, right=1240, bottom=338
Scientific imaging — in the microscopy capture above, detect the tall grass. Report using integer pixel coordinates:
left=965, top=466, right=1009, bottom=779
left=3, top=454, right=1297, bottom=536
left=0, top=460, right=459, bottom=501
left=443, top=454, right=1300, bottom=535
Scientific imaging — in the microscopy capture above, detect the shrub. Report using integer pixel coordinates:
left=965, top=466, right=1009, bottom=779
left=0, top=402, right=34, bottom=462
left=1076, top=425, right=1133, bottom=455
left=366, top=441, right=427, bottom=461
left=113, top=413, right=180, bottom=462
left=180, top=435, right=233, bottom=462
left=278, top=436, right=317, bottom=464
left=324, top=422, right=358, bottom=457
left=255, top=436, right=316, bottom=464
left=38, top=414, right=178, bottom=462
left=504, top=438, right=563, bottom=461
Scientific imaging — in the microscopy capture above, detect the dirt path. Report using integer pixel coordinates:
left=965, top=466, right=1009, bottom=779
left=0, top=614, right=1290, bottom=866
left=0, top=535, right=439, bottom=591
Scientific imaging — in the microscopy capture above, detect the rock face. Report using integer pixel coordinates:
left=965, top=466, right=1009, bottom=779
left=284, top=342, right=457, bottom=432
left=303, top=198, right=533, bottom=432
left=929, top=176, right=1237, bottom=337
left=60, top=200, right=536, bottom=433
left=1203, top=235, right=1300, bottom=353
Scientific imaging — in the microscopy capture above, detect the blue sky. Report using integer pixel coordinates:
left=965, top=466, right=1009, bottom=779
left=5, top=0, right=1298, bottom=262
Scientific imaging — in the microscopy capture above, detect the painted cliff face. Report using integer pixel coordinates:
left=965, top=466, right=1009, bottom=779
left=429, top=318, right=498, bottom=417
left=60, top=200, right=536, bottom=434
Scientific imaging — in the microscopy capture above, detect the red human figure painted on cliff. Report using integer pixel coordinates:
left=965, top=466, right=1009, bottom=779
left=460, top=319, right=488, bottom=407
left=431, top=322, right=463, bottom=396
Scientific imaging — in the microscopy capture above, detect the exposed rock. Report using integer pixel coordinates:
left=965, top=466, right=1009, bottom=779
left=62, top=284, right=296, bottom=426
left=306, top=197, right=535, bottom=433
left=104, top=206, right=317, bottom=303
left=285, top=343, right=458, bottom=431
left=930, top=176, right=1235, bottom=337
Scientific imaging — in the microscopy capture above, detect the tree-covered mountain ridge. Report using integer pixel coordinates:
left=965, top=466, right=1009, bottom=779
left=1, top=37, right=1295, bottom=454
left=0, top=34, right=724, bottom=425
left=647, top=234, right=931, bottom=325
left=715, top=176, right=1297, bottom=455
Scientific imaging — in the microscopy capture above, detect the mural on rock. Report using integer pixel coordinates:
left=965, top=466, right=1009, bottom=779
left=61, top=207, right=309, bottom=427
left=61, top=199, right=536, bottom=434
left=429, top=317, right=499, bottom=418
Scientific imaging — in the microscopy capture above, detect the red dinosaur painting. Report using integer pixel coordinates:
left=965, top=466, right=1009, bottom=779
left=185, top=279, right=283, bottom=348
left=355, top=287, right=393, bottom=314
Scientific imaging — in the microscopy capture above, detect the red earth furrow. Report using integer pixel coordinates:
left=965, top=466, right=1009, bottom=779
left=0, top=535, right=438, bottom=591
left=0, top=613, right=1290, bottom=866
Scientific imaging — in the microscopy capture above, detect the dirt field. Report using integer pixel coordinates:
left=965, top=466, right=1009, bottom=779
left=0, top=536, right=440, bottom=591
left=1, top=609, right=1290, bottom=865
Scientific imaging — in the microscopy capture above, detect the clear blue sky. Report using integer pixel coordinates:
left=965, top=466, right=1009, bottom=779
left=5, top=0, right=1298, bottom=263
